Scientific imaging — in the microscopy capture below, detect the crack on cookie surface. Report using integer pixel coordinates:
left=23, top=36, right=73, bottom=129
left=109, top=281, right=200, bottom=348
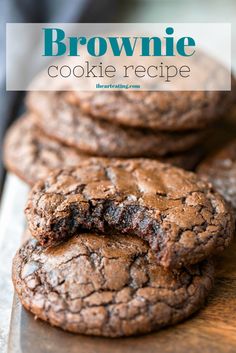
left=13, top=234, right=214, bottom=337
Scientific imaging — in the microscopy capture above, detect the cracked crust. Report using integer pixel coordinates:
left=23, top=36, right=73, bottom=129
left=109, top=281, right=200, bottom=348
left=25, top=159, right=234, bottom=269
left=197, top=139, right=236, bottom=211
left=26, top=91, right=206, bottom=158
left=71, top=90, right=233, bottom=131
left=3, top=114, right=88, bottom=185
left=12, top=234, right=214, bottom=337
left=3, top=114, right=204, bottom=186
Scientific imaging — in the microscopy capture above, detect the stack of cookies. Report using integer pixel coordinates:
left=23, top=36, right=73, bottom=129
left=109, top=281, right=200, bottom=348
left=12, top=159, right=234, bottom=337
left=4, top=89, right=236, bottom=337
left=4, top=89, right=234, bottom=186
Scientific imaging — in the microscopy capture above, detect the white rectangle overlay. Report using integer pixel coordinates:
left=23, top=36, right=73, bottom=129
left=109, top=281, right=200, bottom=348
left=6, top=23, right=231, bottom=91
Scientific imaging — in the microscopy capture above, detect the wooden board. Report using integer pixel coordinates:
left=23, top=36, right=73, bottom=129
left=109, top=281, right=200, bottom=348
left=0, top=175, right=29, bottom=353
left=7, top=237, right=236, bottom=353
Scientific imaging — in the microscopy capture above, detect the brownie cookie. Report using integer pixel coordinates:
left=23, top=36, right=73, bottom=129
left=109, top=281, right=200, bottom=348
left=25, top=159, right=234, bottom=269
left=26, top=91, right=206, bottom=158
left=71, top=90, right=233, bottom=131
left=12, top=234, right=214, bottom=337
left=3, top=115, right=89, bottom=186
left=3, top=115, right=204, bottom=186
left=197, top=139, right=236, bottom=211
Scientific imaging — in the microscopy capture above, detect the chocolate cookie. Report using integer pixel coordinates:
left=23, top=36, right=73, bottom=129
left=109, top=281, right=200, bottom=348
left=197, top=139, right=236, bottom=211
left=3, top=115, right=204, bottom=186
left=3, top=114, right=89, bottom=186
left=12, top=234, right=214, bottom=337
left=25, top=159, right=234, bottom=269
left=71, top=90, right=233, bottom=131
left=26, top=91, right=206, bottom=158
